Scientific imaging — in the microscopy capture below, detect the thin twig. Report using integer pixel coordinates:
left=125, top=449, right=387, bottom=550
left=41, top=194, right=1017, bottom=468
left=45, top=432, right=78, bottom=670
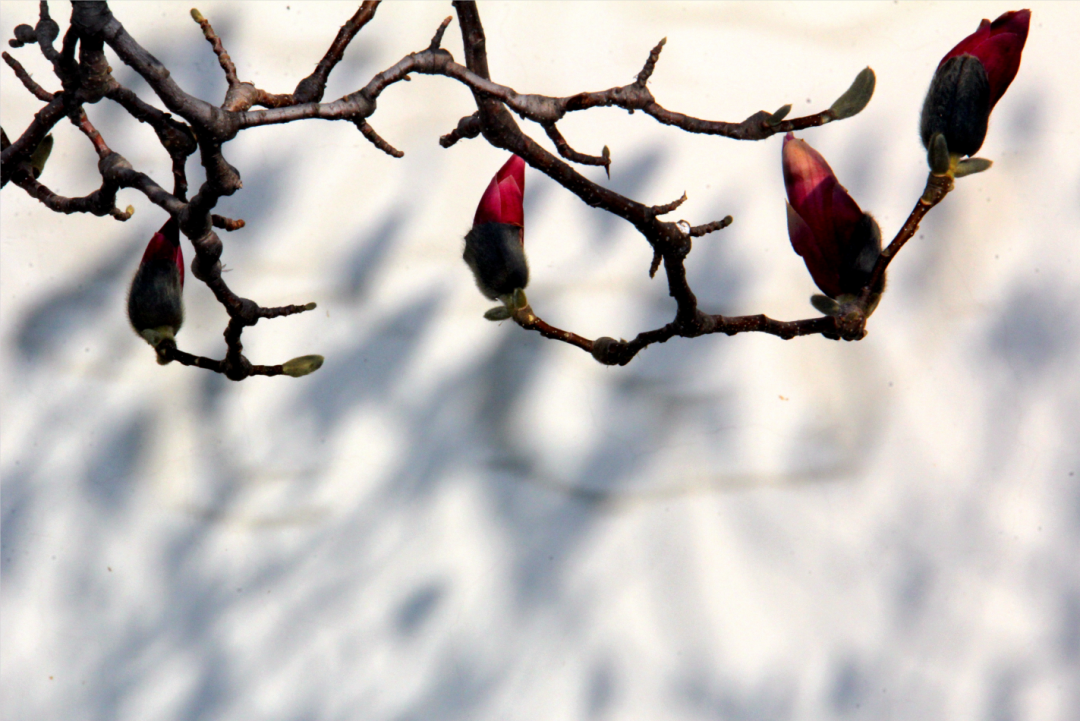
left=2, top=51, right=54, bottom=100
left=429, top=15, right=453, bottom=51
left=861, top=172, right=953, bottom=304
left=440, top=112, right=481, bottom=147
left=211, top=214, right=245, bottom=231
left=543, top=124, right=610, bottom=173
left=635, top=38, right=666, bottom=86
left=293, top=1, right=381, bottom=104
left=688, top=216, right=733, bottom=237
left=259, top=302, right=317, bottom=320
left=355, top=119, right=403, bottom=157
left=190, top=8, right=239, bottom=87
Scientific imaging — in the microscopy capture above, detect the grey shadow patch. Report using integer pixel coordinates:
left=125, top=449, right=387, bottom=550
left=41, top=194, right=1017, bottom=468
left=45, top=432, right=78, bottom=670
left=986, top=282, right=1078, bottom=381
left=522, top=166, right=557, bottom=225
left=297, top=289, right=446, bottom=434
left=85, top=410, right=153, bottom=510
left=1002, top=89, right=1045, bottom=154
left=323, top=40, right=380, bottom=102
left=15, top=240, right=139, bottom=362
left=393, top=650, right=498, bottom=721
left=340, top=208, right=407, bottom=301
left=677, top=668, right=795, bottom=721
left=0, top=465, right=34, bottom=576
left=1060, top=591, right=1080, bottom=663
left=396, top=581, right=445, bottom=636
left=985, top=666, right=1023, bottom=721
left=586, top=656, right=618, bottom=718
left=197, top=369, right=231, bottom=418
left=830, top=657, right=876, bottom=716
left=895, top=551, right=936, bottom=629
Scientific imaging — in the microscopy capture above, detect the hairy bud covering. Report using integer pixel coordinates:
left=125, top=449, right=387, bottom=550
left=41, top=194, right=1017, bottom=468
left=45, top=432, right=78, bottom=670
left=464, top=222, right=529, bottom=300
left=128, top=218, right=184, bottom=342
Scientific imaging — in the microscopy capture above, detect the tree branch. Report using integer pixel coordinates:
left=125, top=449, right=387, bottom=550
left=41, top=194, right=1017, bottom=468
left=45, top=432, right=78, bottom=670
left=0, top=1, right=959, bottom=378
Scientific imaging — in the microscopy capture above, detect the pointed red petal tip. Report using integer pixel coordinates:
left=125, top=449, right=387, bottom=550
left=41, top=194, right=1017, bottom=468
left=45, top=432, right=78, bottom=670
left=140, top=218, right=185, bottom=288
left=473, top=155, right=525, bottom=228
left=941, top=9, right=1030, bottom=109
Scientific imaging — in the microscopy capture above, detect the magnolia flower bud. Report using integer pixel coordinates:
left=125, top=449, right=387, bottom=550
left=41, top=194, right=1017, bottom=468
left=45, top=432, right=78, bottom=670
left=128, top=218, right=184, bottom=345
left=782, top=133, right=882, bottom=301
left=920, top=9, right=1030, bottom=158
left=463, top=155, right=529, bottom=300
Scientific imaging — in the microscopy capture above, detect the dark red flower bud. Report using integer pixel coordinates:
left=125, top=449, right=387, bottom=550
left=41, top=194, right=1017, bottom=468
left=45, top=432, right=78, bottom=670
left=128, top=217, right=184, bottom=343
left=463, top=155, right=529, bottom=300
left=783, top=133, right=882, bottom=300
left=920, top=9, right=1030, bottom=157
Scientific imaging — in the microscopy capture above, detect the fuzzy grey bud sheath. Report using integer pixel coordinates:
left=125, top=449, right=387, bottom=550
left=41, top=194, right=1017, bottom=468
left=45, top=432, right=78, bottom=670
left=128, top=218, right=184, bottom=341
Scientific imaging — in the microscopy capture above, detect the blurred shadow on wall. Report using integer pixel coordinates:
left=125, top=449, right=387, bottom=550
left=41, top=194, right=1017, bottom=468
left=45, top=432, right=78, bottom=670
left=340, top=209, right=405, bottom=302
left=14, top=239, right=139, bottom=364
left=677, top=667, right=795, bottom=721
left=982, top=279, right=1079, bottom=477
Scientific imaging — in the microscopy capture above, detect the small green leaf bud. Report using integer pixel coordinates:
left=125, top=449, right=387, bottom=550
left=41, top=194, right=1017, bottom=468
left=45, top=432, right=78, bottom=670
left=30, top=135, right=53, bottom=179
left=953, top=157, right=993, bottom=177
left=830, top=67, right=875, bottom=120
left=928, top=133, right=951, bottom=175
left=139, top=326, right=176, bottom=348
left=766, top=104, right=792, bottom=126
left=484, top=306, right=512, bottom=321
left=510, top=287, right=528, bottom=310
left=282, top=354, right=324, bottom=377
left=811, top=294, right=841, bottom=316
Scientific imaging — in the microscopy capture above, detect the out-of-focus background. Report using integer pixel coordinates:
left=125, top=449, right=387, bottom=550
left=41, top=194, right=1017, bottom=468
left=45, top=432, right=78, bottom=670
left=2, top=3, right=1077, bottom=719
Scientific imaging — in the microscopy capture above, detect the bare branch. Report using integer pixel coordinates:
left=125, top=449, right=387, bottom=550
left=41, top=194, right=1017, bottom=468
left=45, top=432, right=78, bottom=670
left=260, top=302, right=317, bottom=320
left=211, top=214, right=245, bottom=231
left=2, top=50, right=54, bottom=100
left=294, top=1, right=381, bottom=104
left=1, top=95, right=66, bottom=186
left=429, top=15, right=453, bottom=52
left=543, top=123, right=610, bottom=173
left=635, top=37, right=666, bottom=86
left=0, top=1, right=962, bottom=377
left=440, top=112, right=481, bottom=147
left=355, top=119, right=403, bottom=158
left=650, top=192, right=687, bottom=216
left=688, top=216, right=733, bottom=237
left=860, top=172, right=953, bottom=306
left=190, top=8, right=239, bottom=88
